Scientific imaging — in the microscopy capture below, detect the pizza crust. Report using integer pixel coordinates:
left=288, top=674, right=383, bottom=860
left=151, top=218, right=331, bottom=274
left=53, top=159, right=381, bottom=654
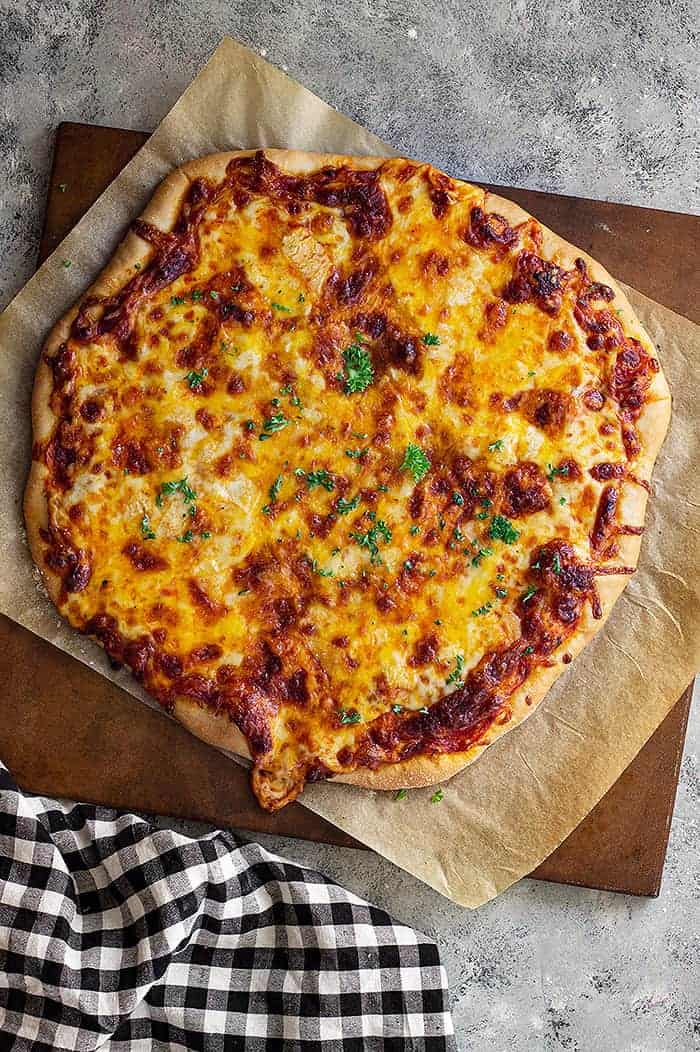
left=25, top=150, right=671, bottom=797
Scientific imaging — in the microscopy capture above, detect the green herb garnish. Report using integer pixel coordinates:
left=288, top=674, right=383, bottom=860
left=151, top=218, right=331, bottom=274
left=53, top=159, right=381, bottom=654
left=552, top=553, right=562, bottom=575
left=170, top=296, right=185, bottom=306
left=345, top=448, right=367, bottom=460
left=336, top=494, right=361, bottom=515
left=177, top=530, right=194, bottom=543
left=446, top=654, right=465, bottom=686
left=185, top=367, right=208, bottom=390
left=521, top=585, right=538, bottom=603
left=430, top=788, right=444, bottom=803
left=339, top=708, right=362, bottom=725
left=452, top=491, right=464, bottom=506
left=471, top=601, right=493, bottom=617
left=259, top=413, right=290, bottom=440
left=422, top=332, right=440, bottom=346
left=401, top=443, right=431, bottom=483
left=471, top=546, right=493, bottom=567
left=341, top=341, right=374, bottom=394
left=158, top=477, right=197, bottom=507
left=140, top=515, right=156, bottom=541
left=392, top=704, right=403, bottom=715
left=269, top=474, right=284, bottom=503
left=489, top=515, right=520, bottom=545
left=394, top=788, right=408, bottom=800
left=351, top=520, right=392, bottom=565
left=271, top=301, right=291, bottom=312
left=547, top=463, right=570, bottom=482
left=305, top=469, right=335, bottom=492
left=488, top=439, right=504, bottom=453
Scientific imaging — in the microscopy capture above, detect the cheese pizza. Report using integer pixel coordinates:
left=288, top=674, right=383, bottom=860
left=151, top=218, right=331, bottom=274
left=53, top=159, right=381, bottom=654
left=25, top=150, right=671, bottom=811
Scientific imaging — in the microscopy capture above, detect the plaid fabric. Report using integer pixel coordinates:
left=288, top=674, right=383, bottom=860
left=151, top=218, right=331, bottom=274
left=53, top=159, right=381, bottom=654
left=0, top=762, right=454, bottom=1050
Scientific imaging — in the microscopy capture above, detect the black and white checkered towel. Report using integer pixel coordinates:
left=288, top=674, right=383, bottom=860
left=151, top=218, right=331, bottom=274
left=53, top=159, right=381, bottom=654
left=0, top=761, right=454, bottom=1050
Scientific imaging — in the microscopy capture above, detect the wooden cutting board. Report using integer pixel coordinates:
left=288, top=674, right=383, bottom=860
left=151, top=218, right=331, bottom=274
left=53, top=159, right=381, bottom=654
left=2, top=121, right=694, bottom=895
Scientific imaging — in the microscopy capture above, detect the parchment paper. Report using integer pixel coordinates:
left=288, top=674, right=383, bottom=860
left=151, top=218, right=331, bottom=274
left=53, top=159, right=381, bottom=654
left=1, top=37, right=698, bottom=908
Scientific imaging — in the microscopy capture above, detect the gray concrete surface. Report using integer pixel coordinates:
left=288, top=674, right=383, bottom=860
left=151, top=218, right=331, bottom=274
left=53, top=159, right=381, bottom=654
left=1, top=2, right=698, bottom=1048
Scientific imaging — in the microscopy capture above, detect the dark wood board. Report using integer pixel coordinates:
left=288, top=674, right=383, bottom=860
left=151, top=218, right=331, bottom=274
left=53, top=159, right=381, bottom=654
left=2, top=121, right=694, bottom=896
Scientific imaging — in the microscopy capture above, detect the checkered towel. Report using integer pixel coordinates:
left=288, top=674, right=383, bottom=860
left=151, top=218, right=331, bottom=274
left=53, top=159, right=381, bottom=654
left=0, top=762, right=454, bottom=1050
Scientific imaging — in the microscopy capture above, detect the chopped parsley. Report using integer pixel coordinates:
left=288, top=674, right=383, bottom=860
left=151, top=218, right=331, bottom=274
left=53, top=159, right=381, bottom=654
left=394, top=788, right=408, bottom=800
left=471, top=601, right=493, bottom=617
left=430, top=788, right=444, bottom=804
left=305, top=469, right=335, bottom=492
left=170, top=296, right=185, bottom=306
left=341, top=340, right=374, bottom=394
left=446, top=654, right=465, bottom=686
left=191, top=290, right=203, bottom=301
left=547, top=463, right=570, bottom=482
left=62, top=259, right=71, bottom=268
left=488, top=439, right=504, bottom=452
left=521, top=585, right=538, bottom=603
left=269, top=474, right=284, bottom=503
left=523, top=645, right=535, bottom=655
left=339, top=708, right=362, bottom=725
left=489, top=515, right=520, bottom=545
left=185, top=367, right=208, bottom=390
left=495, top=587, right=508, bottom=599
left=259, top=413, right=290, bottom=440
left=559, top=495, right=568, bottom=506
left=157, top=477, right=197, bottom=507
left=452, top=491, right=465, bottom=506
left=298, top=293, right=305, bottom=303
left=200, top=531, right=211, bottom=540
left=271, top=301, right=291, bottom=312
left=140, top=515, right=156, bottom=540
left=237, top=588, right=250, bottom=596
left=311, top=559, right=334, bottom=577
left=401, top=443, right=431, bottom=483
left=471, top=546, right=493, bottom=567
left=345, top=448, right=367, bottom=460
left=409, top=525, right=421, bottom=536
left=209, top=290, right=219, bottom=300
left=419, top=707, right=430, bottom=715
left=177, top=530, right=194, bottom=543
left=336, top=494, right=361, bottom=515
left=351, top=520, right=392, bottom=565
left=422, top=332, right=440, bottom=346
left=391, top=704, right=403, bottom=715
left=552, top=553, right=562, bottom=575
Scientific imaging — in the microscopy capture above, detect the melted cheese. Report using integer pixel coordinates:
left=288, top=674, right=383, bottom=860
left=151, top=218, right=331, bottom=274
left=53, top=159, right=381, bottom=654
left=39, top=155, right=640, bottom=810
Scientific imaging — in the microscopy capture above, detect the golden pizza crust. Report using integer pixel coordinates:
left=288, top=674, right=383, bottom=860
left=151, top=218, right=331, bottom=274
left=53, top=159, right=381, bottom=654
left=25, top=150, right=671, bottom=796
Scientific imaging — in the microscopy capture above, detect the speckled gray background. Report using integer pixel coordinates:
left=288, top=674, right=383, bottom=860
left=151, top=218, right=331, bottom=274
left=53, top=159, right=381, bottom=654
left=1, top=2, right=698, bottom=1049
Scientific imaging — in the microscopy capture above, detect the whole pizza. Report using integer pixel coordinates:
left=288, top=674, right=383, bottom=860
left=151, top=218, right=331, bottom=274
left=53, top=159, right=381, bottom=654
left=25, top=150, right=671, bottom=811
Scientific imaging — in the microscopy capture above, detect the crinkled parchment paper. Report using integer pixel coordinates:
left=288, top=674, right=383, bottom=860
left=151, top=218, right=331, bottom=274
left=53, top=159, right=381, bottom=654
left=1, top=38, right=698, bottom=907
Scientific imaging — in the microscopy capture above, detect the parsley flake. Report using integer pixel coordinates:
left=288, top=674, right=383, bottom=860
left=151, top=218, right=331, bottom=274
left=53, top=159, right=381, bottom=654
left=559, top=496, right=567, bottom=505
left=394, top=788, right=408, bottom=800
left=523, top=645, right=535, bottom=655
left=158, top=477, right=197, bottom=506
left=472, top=601, right=493, bottom=617
left=311, top=559, right=334, bottom=577
left=471, top=546, right=493, bottom=567
left=345, top=448, right=367, bottom=460
left=422, top=332, right=440, bottom=346
left=339, top=708, right=362, bottom=725
left=191, top=290, right=203, bottom=301
left=452, top=491, right=465, bottom=506
left=552, top=553, right=562, bottom=575
left=140, top=515, right=156, bottom=541
left=489, top=515, right=520, bottom=545
left=305, top=469, right=335, bottom=492
left=351, top=520, right=392, bottom=565
left=259, top=413, right=290, bottom=440
left=269, top=474, right=284, bottom=503
left=170, top=296, right=185, bottom=306
left=401, top=443, right=431, bottom=483
left=341, top=341, right=374, bottom=394
left=521, top=585, right=538, bottom=603
left=177, top=530, right=194, bottom=543
left=430, top=788, right=444, bottom=804
left=496, top=587, right=508, bottom=598
left=488, top=439, right=504, bottom=452
left=62, top=259, right=71, bottom=268
left=392, top=704, right=404, bottom=715
left=271, top=301, right=291, bottom=312
left=209, top=290, right=219, bottom=300
left=446, top=654, right=465, bottom=686
left=185, top=367, right=208, bottom=390
left=547, top=463, right=570, bottom=482
left=336, top=494, right=361, bottom=515
left=409, top=525, right=421, bottom=536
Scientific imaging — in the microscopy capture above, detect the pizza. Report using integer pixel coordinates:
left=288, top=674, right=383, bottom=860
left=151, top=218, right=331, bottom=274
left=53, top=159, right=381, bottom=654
left=25, top=149, right=671, bottom=811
